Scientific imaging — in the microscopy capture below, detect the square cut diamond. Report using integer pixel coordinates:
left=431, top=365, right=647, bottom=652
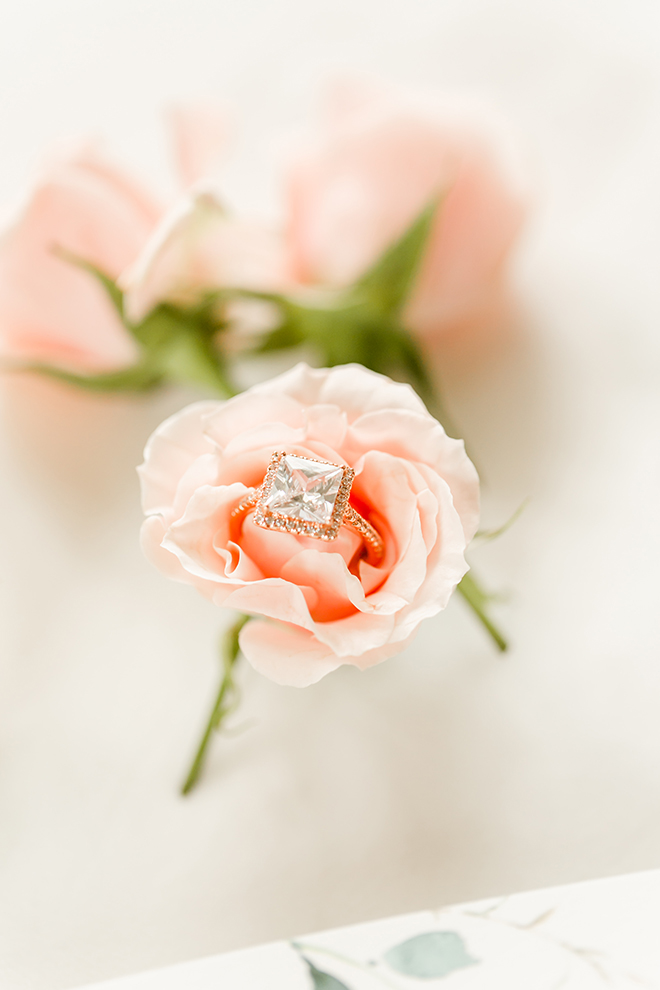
left=262, top=454, right=344, bottom=525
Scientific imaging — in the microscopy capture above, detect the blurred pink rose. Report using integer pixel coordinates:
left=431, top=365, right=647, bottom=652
left=139, top=362, right=479, bottom=687
left=122, top=190, right=288, bottom=325
left=0, top=105, right=269, bottom=374
left=0, top=145, right=161, bottom=372
left=285, top=80, right=528, bottom=336
left=168, top=103, right=233, bottom=188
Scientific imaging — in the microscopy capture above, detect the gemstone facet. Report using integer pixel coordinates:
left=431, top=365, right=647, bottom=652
left=253, top=451, right=355, bottom=540
left=262, top=454, right=344, bottom=524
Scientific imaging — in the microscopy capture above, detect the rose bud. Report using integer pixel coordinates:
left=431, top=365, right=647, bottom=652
left=284, top=78, right=528, bottom=339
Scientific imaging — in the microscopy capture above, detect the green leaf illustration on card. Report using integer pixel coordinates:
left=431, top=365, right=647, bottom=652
left=383, top=931, right=478, bottom=979
left=302, top=956, right=353, bottom=990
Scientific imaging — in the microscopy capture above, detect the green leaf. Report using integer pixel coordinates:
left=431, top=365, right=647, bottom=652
left=357, top=198, right=439, bottom=316
left=383, top=932, right=478, bottom=979
left=256, top=317, right=307, bottom=353
left=31, top=250, right=236, bottom=397
left=52, top=246, right=125, bottom=319
left=155, top=329, right=232, bottom=395
left=302, top=957, right=353, bottom=990
left=130, top=303, right=234, bottom=396
left=14, top=360, right=163, bottom=393
left=129, top=304, right=187, bottom=351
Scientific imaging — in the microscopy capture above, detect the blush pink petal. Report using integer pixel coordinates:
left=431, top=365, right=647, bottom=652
left=285, top=80, right=527, bottom=337
left=168, top=103, right=233, bottom=188
left=391, top=468, right=469, bottom=636
left=220, top=425, right=307, bottom=462
left=221, top=578, right=314, bottom=631
left=122, top=189, right=288, bottom=323
left=239, top=519, right=361, bottom=583
left=141, top=515, right=197, bottom=586
left=0, top=148, right=160, bottom=371
left=311, top=603, right=397, bottom=658
left=163, top=484, right=264, bottom=590
left=348, top=409, right=480, bottom=540
left=201, top=392, right=304, bottom=450
left=239, top=620, right=343, bottom=687
left=281, top=548, right=368, bottom=623
left=251, top=362, right=427, bottom=421
left=352, top=451, right=435, bottom=607
left=139, top=401, right=219, bottom=515
left=301, top=404, right=349, bottom=451
left=203, top=396, right=349, bottom=465
left=240, top=618, right=419, bottom=686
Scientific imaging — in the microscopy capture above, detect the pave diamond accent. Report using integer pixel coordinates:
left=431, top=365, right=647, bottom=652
left=262, top=454, right=344, bottom=525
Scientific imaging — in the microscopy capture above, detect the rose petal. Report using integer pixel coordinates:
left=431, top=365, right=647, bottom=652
left=201, top=392, right=304, bottom=453
left=168, top=103, right=232, bottom=188
left=0, top=149, right=159, bottom=371
left=239, top=620, right=342, bottom=687
left=163, top=483, right=264, bottom=588
left=251, top=362, right=428, bottom=421
left=122, top=189, right=287, bottom=323
left=139, top=401, right=219, bottom=515
left=284, top=80, right=527, bottom=337
left=239, top=517, right=361, bottom=583
left=349, top=409, right=480, bottom=540
left=281, top=548, right=366, bottom=622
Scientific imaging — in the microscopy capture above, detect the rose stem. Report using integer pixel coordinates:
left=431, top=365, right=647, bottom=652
left=457, top=571, right=508, bottom=653
left=181, top=613, right=250, bottom=795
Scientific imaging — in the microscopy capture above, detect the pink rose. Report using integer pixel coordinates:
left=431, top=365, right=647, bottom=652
left=121, top=104, right=288, bottom=325
left=139, top=363, right=479, bottom=687
left=0, top=105, right=241, bottom=374
left=122, top=190, right=288, bottom=325
left=285, top=80, right=527, bottom=336
left=0, top=145, right=161, bottom=372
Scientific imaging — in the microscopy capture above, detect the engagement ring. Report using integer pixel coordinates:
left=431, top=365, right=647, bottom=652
left=231, top=451, right=384, bottom=566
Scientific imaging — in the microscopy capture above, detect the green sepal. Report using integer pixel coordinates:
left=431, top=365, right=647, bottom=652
left=51, top=246, right=125, bottom=319
left=254, top=295, right=435, bottom=409
left=356, top=197, right=439, bottom=316
left=241, top=199, right=440, bottom=407
left=45, top=251, right=234, bottom=396
left=130, top=300, right=233, bottom=396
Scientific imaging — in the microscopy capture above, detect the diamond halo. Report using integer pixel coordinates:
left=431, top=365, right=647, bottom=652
left=253, top=451, right=355, bottom=540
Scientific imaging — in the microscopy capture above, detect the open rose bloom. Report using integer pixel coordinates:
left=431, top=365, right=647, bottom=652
left=140, top=363, right=479, bottom=687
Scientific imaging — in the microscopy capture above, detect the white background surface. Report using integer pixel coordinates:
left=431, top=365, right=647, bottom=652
left=1, top=1, right=660, bottom=988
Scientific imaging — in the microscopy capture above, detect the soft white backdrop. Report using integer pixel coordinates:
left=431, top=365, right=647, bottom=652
left=1, top=1, right=660, bottom=987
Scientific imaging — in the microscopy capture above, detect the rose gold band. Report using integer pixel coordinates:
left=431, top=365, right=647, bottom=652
left=230, top=485, right=384, bottom=566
